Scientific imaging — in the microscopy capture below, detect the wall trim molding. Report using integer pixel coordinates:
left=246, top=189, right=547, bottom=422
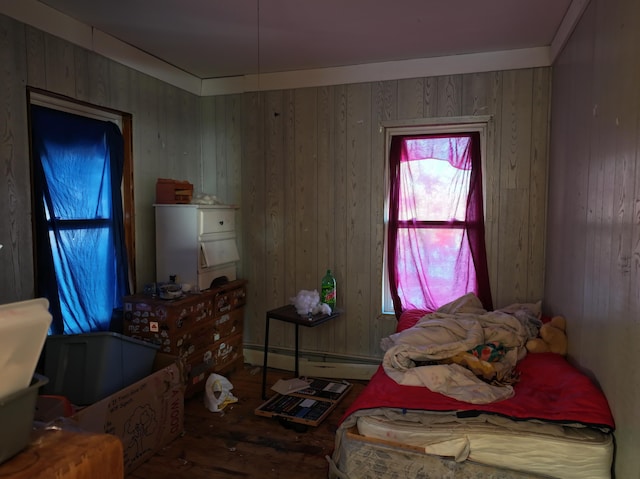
left=549, top=0, right=591, bottom=62
left=243, top=346, right=379, bottom=381
left=2, top=0, right=581, bottom=97
left=202, top=47, right=551, bottom=96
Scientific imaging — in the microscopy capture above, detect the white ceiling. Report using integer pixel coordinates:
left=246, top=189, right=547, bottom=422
left=35, top=0, right=574, bottom=81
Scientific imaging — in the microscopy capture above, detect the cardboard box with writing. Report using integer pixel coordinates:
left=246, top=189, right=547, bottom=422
left=71, top=354, right=184, bottom=474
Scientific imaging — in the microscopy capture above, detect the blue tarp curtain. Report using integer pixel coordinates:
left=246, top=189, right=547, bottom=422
left=30, top=104, right=130, bottom=334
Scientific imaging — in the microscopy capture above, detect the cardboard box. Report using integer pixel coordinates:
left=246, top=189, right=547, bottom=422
left=71, top=354, right=184, bottom=474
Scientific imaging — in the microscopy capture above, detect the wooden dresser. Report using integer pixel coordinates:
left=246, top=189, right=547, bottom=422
left=0, top=429, right=123, bottom=479
left=122, top=279, right=246, bottom=397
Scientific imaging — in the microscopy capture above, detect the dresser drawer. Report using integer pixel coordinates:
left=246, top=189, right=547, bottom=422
left=198, top=208, right=235, bottom=235
left=122, top=293, right=215, bottom=340
left=199, top=236, right=240, bottom=268
left=189, top=307, right=243, bottom=346
left=212, top=282, right=247, bottom=315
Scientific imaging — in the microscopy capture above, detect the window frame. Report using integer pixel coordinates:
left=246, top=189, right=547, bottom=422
left=27, top=87, right=136, bottom=293
left=381, top=116, right=491, bottom=315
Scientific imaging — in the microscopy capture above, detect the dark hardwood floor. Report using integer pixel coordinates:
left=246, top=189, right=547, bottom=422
left=127, top=364, right=367, bottom=479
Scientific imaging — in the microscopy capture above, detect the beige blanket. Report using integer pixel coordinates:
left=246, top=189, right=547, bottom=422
left=380, top=294, right=536, bottom=404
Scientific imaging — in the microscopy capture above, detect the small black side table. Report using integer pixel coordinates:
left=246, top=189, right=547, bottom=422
left=261, top=304, right=341, bottom=399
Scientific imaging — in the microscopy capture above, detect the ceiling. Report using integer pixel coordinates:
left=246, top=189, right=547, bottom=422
left=35, top=0, right=574, bottom=81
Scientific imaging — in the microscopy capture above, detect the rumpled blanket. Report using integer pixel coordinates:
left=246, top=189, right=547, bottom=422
left=380, top=293, right=541, bottom=404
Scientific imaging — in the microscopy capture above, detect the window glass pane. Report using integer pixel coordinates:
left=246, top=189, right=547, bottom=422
left=39, top=137, right=112, bottom=221
left=398, top=157, right=470, bottom=221
left=50, top=226, right=115, bottom=334
left=395, top=228, right=476, bottom=309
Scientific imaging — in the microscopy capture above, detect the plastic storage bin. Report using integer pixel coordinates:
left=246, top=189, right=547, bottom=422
left=44, top=332, right=159, bottom=405
left=0, top=374, right=48, bottom=465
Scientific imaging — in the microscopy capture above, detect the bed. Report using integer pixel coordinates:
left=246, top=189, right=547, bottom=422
left=328, top=298, right=615, bottom=479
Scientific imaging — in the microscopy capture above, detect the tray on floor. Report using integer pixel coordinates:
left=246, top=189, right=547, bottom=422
left=255, top=377, right=352, bottom=427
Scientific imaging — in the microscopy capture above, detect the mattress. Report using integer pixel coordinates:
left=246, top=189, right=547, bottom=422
left=356, top=412, right=614, bottom=479
left=329, top=305, right=616, bottom=479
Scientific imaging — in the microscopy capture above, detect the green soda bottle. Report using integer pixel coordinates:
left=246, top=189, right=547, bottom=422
left=321, top=269, right=336, bottom=311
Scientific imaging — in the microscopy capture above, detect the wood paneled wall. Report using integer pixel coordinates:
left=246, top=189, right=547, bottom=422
left=546, top=0, right=640, bottom=476
left=1, top=13, right=550, bottom=366
left=0, top=14, right=205, bottom=304
left=232, top=68, right=551, bottom=361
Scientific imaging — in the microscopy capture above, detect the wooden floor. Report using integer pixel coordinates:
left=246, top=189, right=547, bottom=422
left=126, top=364, right=367, bottom=479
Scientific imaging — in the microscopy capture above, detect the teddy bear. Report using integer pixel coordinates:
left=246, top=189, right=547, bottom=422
left=526, top=315, right=568, bottom=356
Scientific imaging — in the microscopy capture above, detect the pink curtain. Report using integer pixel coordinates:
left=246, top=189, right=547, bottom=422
left=387, top=132, right=492, bottom=317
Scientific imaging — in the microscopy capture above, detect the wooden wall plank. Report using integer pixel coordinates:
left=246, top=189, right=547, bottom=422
left=315, top=85, right=335, bottom=353
left=241, top=91, right=267, bottom=345
left=0, top=15, right=32, bottom=303
left=293, top=88, right=319, bottom=350
left=527, top=68, right=550, bottom=302
left=199, top=96, right=218, bottom=194
left=344, top=82, right=373, bottom=355
left=201, top=94, right=243, bottom=203
left=225, top=94, right=243, bottom=206
left=72, top=45, right=89, bottom=102
left=501, top=70, right=534, bottom=190
left=214, top=94, right=229, bottom=199
left=436, top=74, right=462, bottom=117
left=369, top=80, right=398, bottom=347
left=331, top=84, right=349, bottom=353
left=496, top=69, right=534, bottom=306
left=422, top=77, right=438, bottom=117
left=108, top=60, right=131, bottom=112
left=44, top=34, right=75, bottom=97
left=86, top=51, right=109, bottom=107
left=293, top=87, right=319, bottom=289
left=178, top=90, right=200, bottom=183
left=25, top=26, right=46, bottom=88
left=280, top=89, right=297, bottom=352
left=586, top=0, right=616, bottom=359
left=397, top=78, right=423, bottom=119
left=477, top=72, right=503, bottom=304
left=263, top=89, right=288, bottom=350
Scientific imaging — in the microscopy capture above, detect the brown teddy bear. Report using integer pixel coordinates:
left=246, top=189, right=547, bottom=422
left=526, top=316, right=568, bottom=356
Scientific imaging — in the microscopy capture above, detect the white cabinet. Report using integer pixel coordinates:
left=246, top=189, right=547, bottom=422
left=155, top=204, right=239, bottom=291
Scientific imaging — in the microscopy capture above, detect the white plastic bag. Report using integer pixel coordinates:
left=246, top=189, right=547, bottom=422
left=203, top=373, right=238, bottom=412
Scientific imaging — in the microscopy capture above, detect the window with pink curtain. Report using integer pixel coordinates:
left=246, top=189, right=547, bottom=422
left=387, top=132, right=492, bottom=317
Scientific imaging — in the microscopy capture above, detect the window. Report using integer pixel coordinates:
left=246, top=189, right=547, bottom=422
left=383, top=122, right=492, bottom=316
left=28, top=90, right=135, bottom=334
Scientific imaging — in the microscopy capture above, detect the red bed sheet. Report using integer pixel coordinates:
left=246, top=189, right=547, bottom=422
left=341, top=309, right=615, bottom=431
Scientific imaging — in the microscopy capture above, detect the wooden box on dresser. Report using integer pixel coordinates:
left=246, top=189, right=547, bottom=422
left=122, top=279, right=247, bottom=397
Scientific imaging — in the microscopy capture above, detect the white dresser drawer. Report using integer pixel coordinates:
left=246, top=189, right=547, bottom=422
left=199, top=208, right=235, bottom=235
left=199, top=237, right=240, bottom=268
